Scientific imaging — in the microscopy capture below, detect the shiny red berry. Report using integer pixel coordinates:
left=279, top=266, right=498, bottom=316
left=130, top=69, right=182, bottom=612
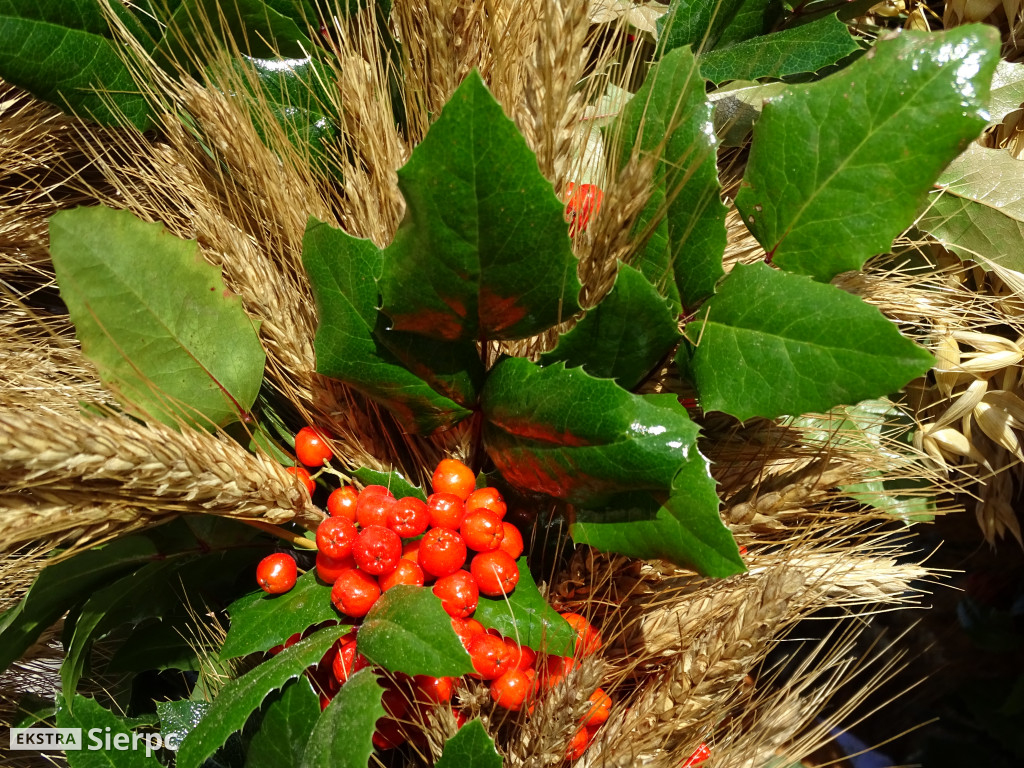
left=581, top=688, right=612, bottom=726
left=316, top=517, right=358, bottom=560
left=379, top=558, right=425, bottom=591
left=256, top=553, right=297, bottom=594
left=285, top=465, right=315, bottom=495
left=431, top=458, right=476, bottom=500
left=467, top=633, right=515, bottom=680
left=470, top=550, right=519, bottom=597
left=426, top=492, right=466, bottom=530
left=356, top=492, right=396, bottom=529
left=498, top=521, right=524, bottom=559
left=681, top=743, right=711, bottom=768
left=414, top=674, right=454, bottom=704
left=460, top=509, right=505, bottom=552
left=330, top=568, right=381, bottom=617
left=561, top=612, right=602, bottom=656
left=465, top=486, right=507, bottom=519
left=418, top=527, right=467, bottom=578
left=294, top=426, right=333, bottom=467
left=316, top=550, right=355, bottom=584
left=327, top=486, right=359, bottom=521
left=432, top=570, right=479, bottom=618
left=332, top=638, right=368, bottom=683
left=352, top=525, right=402, bottom=576
left=387, top=496, right=430, bottom=538
left=490, top=668, right=532, bottom=711
left=564, top=182, right=603, bottom=236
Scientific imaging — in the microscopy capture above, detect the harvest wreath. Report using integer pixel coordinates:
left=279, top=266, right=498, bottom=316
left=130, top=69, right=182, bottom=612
left=1, top=1, right=1022, bottom=766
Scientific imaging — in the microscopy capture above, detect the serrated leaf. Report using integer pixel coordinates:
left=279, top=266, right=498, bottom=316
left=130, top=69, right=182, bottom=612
left=613, top=46, right=726, bottom=310
left=735, top=26, right=999, bottom=282
left=380, top=70, right=582, bottom=342
left=351, top=467, right=427, bottom=500
left=572, top=455, right=745, bottom=576
left=245, top=678, right=320, bottom=768
left=714, top=0, right=782, bottom=47
left=918, top=144, right=1024, bottom=273
left=356, top=586, right=474, bottom=677
left=303, top=218, right=472, bottom=434
left=540, top=264, right=679, bottom=389
left=435, top=719, right=503, bottom=768
left=158, top=700, right=210, bottom=756
left=481, top=357, right=701, bottom=506
left=176, top=626, right=347, bottom=768
left=473, top=558, right=575, bottom=655
left=299, top=668, right=384, bottom=768
left=657, top=0, right=748, bottom=55
left=989, top=60, right=1024, bottom=124
left=49, top=207, right=266, bottom=430
left=698, top=14, right=858, bottom=85
left=221, top=571, right=341, bottom=660
left=55, top=695, right=163, bottom=767
left=685, top=262, right=934, bottom=421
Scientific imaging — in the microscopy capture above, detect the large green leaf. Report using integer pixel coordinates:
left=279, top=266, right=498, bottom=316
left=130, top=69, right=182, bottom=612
left=989, top=60, right=1024, bottom=124
left=735, top=26, right=999, bottom=282
left=356, top=586, right=474, bottom=677
left=303, top=218, right=473, bottom=434
left=49, top=207, right=266, bottom=430
left=245, top=678, right=320, bottom=768
left=176, top=626, right=347, bottom=768
left=714, top=0, right=782, bottom=48
left=55, top=695, right=163, bottom=767
left=380, top=70, right=582, bottom=342
left=299, top=669, right=384, bottom=768
left=473, top=558, right=575, bottom=655
left=613, top=46, right=726, bottom=310
left=435, top=719, right=503, bottom=768
left=540, top=263, right=679, bottom=390
left=481, top=357, right=701, bottom=506
left=698, top=14, right=858, bottom=85
left=685, top=262, right=934, bottom=421
left=657, top=0, right=748, bottom=55
left=918, top=144, right=1024, bottom=274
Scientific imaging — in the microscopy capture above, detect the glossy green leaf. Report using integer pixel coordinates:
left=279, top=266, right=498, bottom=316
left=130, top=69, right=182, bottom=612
left=221, top=570, right=341, bottom=660
left=657, top=0, right=748, bottom=55
left=698, top=14, right=858, bottom=85
left=573, top=455, right=745, bottom=576
left=176, top=626, right=347, bottom=768
left=540, top=264, right=679, bottom=389
left=245, top=678, right=320, bottom=768
left=613, top=46, right=726, bottom=310
left=357, top=586, right=474, bottom=677
left=714, top=0, right=782, bottom=47
left=49, top=207, right=266, bottom=429
left=56, top=695, right=163, bottom=767
left=299, top=669, right=384, bottom=768
left=380, top=70, right=582, bottom=342
left=473, top=558, right=575, bottom=655
left=373, top=323, right=486, bottom=408
left=735, top=26, right=999, bottom=282
left=482, top=357, right=701, bottom=506
left=685, top=262, right=934, bottom=421
left=303, top=218, right=472, bottom=434
left=435, top=719, right=503, bottom=768
left=989, top=59, right=1024, bottom=124
left=352, top=467, right=427, bottom=500
left=158, top=700, right=210, bottom=756
left=918, top=144, right=1024, bottom=273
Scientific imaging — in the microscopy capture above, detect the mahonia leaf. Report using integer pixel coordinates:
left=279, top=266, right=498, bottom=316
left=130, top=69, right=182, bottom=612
left=714, top=0, right=782, bottom=48
left=245, top=678, right=320, bottom=768
left=299, top=669, right=384, bottom=768
left=435, top=719, right=503, bottom=768
left=55, top=695, right=163, bottom=766
left=657, top=0, right=748, bottom=56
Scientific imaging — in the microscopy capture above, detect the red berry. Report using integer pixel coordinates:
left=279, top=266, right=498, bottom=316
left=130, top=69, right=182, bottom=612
left=295, top=426, right=333, bottom=467
left=382, top=682, right=410, bottom=719
left=401, top=538, right=421, bottom=562
left=361, top=484, right=394, bottom=498
left=285, top=465, right=315, bottom=495
left=418, top=528, right=467, bottom=577
left=414, top=675, right=454, bottom=704
left=332, top=639, right=368, bottom=683
left=561, top=612, right=602, bottom=656
left=426, top=492, right=466, bottom=530
left=432, top=570, right=479, bottom=618
left=352, top=525, right=402, bottom=576
left=470, top=550, right=519, bottom=597
left=379, top=558, right=425, bottom=591
left=498, top=522, right=524, bottom=559
left=387, top=496, right=431, bottom=537
left=681, top=743, right=711, bottom=768
left=372, top=718, right=405, bottom=750
left=431, top=458, right=476, bottom=500
left=316, top=517, right=358, bottom=560
left=327, top=486, right=359, bottom=521
left=467, top=633, right=515, bottom=680
left=330, top=568, right=381, bottom=617
left=268, top=631, right=302, bottom=655
left=566, top=725, right=590, bottom=760
left=451, top=616, right=485, bottom=649
left=581, top=688, right=611, bottom=726
left=538, top=655, right=577, bottom=690
left=515, top=643, right=537, bottom=671
left=357, top=492, right=396, bottom=529
left=316, top=550, right=356, bottom=584
left=256, top=553, right=297, bottom=594
left=465, top=487, right=507, bottom=519
left=564, top=182, right=603, bottom=236
left=490, top=668, right=531, bottom=710
left=460, top=509, right=505, bottom=552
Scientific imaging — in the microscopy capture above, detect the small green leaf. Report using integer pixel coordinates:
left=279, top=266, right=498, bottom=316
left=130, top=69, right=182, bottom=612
left=158, top=700, right=211, bottom=756
left=176, top=626, right=347, bottom=768
left=989, top=59, right=1024, bottom=124
left=380, top=70, right=582, bottom=342
left=685, top=262, right=934, bottom=421
left=473, top=558, right=575, bottom=655
left=356, top=586, right=474, bottom=677
left=221, top=570, right=341, bottom=660
left=657, top=0, right=748, bottom=55
left=299, top=669, right=384, bottom=768
left=49, top=207, right=266, bottom=430
left=351, top=467, right=427, bottom=500
left=55, top=695, right=163, bottom=767
left=735, top=26, right=999, bottom=282
left=435, top=719, right=503, bottom=768
left=245, top=678, right=320, bottom=768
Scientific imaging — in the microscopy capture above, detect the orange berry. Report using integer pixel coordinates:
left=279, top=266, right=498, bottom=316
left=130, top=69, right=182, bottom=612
left=432, top=458, right=476, bottom=500
left=560, top=612, right=602, bottom=656
left=581, top=688, right=611, bottom=726
left=294, top=426, right=333, bottom=467
left=465, top=486, right=507, bottom=518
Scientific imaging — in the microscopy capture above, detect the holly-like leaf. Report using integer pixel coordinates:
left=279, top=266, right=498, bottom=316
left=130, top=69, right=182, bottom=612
left=735, top=26, right=999, bottom=282
left=572, top=455, right=745, bottom=577
left=55, top=695, right=163, bottom=767
left=380, top=70, right=582, bottom=342
left=49, top=207, right=266, bottom=430
left=303, top=219, right=473, bottom=434
left=685, top=262, right=934, bottom=421
left=540, top=264, right=679, bottom=390
left=612, top=46, right=726, bottom=310
left=176, top=626, right=347, bottom=768
left=245, top=678, right=320, bottom=768
left=356, top=586, right=474, bottom=677
left=989, top=60, right=1024, bottom=124
left=352, top=467, right=427, bottom=500
left=482, top=358, right=701, bottom=506
left=714, top=0, right=782, bottom=48
left=158, top=700, right=211, bottom=757
left=435, top=719, right=503, bottom=768
left=657, top=0, right=748, bottom=55
left=221, top=570, right=341, bottom=660
left=698, top=14, right=858, bottom=85
left=473, top=558, right=575, bottom=655
left=299, top=669, right=384, bottom=768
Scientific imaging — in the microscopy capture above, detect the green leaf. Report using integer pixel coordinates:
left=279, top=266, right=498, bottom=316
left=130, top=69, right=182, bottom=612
left=351, top=467, right=427, bottom=500
left=55, top=695, right=163, bottom=767
left=158, top=700, right=210, bottom=756
left=0, top=2, right=153, bottom=130
left=245, top=678, right=320, bottom=768
left=735, top=26, right=999, bottom=282
left=657, top=0, right=748, bottom=55
left=709, top=80, right=787, bottom=147
left=49, top=207, right=266, bottom=430
left=221, top=570, right=341, bottom=660
left=540, top=264, right=679, bottom=389
left=380, top=70, right=582, bottom=342
left=685, top=262, right=934, bottom=421
left=989, top=59, right=1024, bottom=124
left=176, top=625, right=347, bottom=768
left=356, top=586, right=474, bottom=677
left=481, top=357, right=701, bottom=506
left=473, top=558, right=575, bottom=655
left=303, top=218, right=472, bottom=434
left=435, top=719, right=503, bottom=768
left=572, top=456, right=746, bottom=577
left=917, top=144, right=1024, bottom=274
left=698, top=14, right=858, bottom=85
left=612, top=46, right=726, bottom=310
left=106, top=617, right=202, bottom=673
left=714, top=0, right=782, bottom=48
left=299, top=668, right=384, bottom=768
